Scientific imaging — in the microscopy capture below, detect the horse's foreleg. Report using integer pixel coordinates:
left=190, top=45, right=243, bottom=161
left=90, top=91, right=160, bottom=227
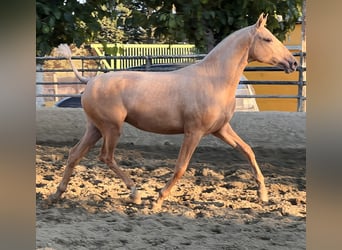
left=213, top=123, right=268, bottom=203
left=153, top=131, right=202, bottom=210
left=48, top=122, right=102, bottom=203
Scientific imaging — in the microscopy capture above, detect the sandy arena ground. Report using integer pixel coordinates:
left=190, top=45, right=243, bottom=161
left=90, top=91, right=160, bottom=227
left=36, top=142, right=305, bottom=250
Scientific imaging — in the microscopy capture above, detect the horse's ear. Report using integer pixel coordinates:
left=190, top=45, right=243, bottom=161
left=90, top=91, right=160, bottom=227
left=256, top=13, right=268, bottom=29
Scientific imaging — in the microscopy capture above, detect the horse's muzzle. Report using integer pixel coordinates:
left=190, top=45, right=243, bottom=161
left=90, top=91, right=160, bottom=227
left=290, top=60, right=298, bottom=71
left=283, top=59, right=298, bottom=73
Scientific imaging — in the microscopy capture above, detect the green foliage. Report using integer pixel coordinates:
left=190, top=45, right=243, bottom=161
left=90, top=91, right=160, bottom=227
left=137, top=0, right=302, bottom=52
left=36, top=0, right=302, bottom=55
left=95, top=16, right=126, bottom=44
left=36, top=0, right=111, bottom=56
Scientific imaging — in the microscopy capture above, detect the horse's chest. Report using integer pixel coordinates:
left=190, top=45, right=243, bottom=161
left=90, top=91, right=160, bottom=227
left=219, top=109, right=234, bottom=125
left=199, top=105, right=233, bottom=133
left=219, top=97, right=236, bottom=118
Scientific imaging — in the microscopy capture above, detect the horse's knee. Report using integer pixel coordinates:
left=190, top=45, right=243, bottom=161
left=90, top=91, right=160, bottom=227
left=66, top=141, right=88, bottom=165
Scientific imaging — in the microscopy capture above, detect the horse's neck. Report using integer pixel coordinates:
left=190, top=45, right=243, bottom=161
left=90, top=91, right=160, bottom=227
left=199, top=27, right=253, bottom=89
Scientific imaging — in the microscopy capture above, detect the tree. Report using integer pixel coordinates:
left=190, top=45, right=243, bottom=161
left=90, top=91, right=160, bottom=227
left=115, top=0, right=161, bottom=43
left=36, top=0, right=302, bottom=55
left=36, top=0, right=151, bottom=55
left=132, top=0, right=303, bottom=52
left=36, top=0, right=113, bottom=56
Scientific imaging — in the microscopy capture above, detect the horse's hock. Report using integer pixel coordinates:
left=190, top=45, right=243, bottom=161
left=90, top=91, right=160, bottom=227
left=36, top=108, right=305, bottom=149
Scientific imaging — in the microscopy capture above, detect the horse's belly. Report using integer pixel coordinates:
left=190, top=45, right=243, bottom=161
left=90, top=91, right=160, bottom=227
left=125, top=112, right=184, bottom=134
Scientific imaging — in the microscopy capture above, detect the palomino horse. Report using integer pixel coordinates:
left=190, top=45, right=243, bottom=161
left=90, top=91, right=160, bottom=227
left=49, top=13, right=298, bottom=210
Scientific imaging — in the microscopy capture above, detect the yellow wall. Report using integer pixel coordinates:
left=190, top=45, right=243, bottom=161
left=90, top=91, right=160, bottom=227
left=244, top=23, right=303, bottom=111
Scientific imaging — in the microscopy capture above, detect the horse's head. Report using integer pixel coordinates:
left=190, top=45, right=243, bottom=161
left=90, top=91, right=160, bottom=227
left=249, top=13, right=298, bottom=73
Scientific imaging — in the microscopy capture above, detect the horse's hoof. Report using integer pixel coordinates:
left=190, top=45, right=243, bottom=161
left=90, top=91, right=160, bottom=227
left=46, top=193, right=60, bottom=206
left=151, top=199, right=163, bottom=212
left=47, top=194, right=57, bottom=203
left=132, top=195, right=142, bottom=205
left=258, top=189, right=269, bottom=204
left=151, top=203, right=161, bottom=212
left=129, top=191, right=142, bottom=205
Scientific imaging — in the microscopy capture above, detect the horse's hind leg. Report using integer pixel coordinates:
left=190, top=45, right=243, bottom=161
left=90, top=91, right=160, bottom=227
left=213, top=123, right=268, bottom=203
left=48, top=121, right=102, bottom=203
left=99, top=127, right=141, bottom=204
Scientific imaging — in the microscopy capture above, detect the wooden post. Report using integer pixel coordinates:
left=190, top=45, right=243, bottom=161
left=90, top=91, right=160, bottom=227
left=53, top=73, right=58, bottom=102
left=36, top=63, right=45, bottom=107
left=301, top=0, right=307, bottom=112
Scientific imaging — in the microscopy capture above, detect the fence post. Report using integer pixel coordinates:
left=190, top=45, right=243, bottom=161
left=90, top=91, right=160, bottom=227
left=299, top=0, right=306, bottom=112
left=297, top=60, right=304, bottom=112
left=145, top=56, right=152, bottom=70
left=53, top=74, right=59, bottom=102
left=36, top=63, right=45, bottom=107
left=81, top=57, right=83, bottom=76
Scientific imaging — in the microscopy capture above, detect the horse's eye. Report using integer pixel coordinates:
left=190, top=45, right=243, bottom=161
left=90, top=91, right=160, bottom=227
left=263, top=37, right=272, bottom=42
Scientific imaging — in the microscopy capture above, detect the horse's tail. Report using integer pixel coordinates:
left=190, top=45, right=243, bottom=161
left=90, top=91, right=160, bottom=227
left=57, top=44, right=89, bottom=84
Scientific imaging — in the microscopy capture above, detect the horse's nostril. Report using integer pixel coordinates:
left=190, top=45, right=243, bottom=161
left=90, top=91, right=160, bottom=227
left=290, top=60, right=298, bottom=70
